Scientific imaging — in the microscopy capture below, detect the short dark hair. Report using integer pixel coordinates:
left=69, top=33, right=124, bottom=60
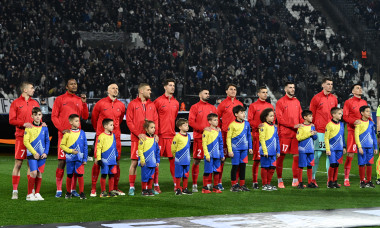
left=330, top=107, right=341, bottom=115
left=102, top=118, right=113, bottom=127
left=351, top=83, right=361, bottom=92
left=138, top=83, right=150, bottom=90
left=322, top=78, right=333, bottom=84
left=258, top=86, right=267, bottom=92
left=19, top=81, right=33, bottom=93
left=284, top=81, right=294, bottom=87
left=199, top=87, right=209, bottom=93
left=143, top=120, right=155, bottom=130
left=233, top=105, right=245, bottom=115
left=32, top=107, right=42, bottom=115
left=66, top=78, right=77, bottom=86
left=359, top=105, right=370, bottom=114
left=207, top=113, right=218, bottom=121
left=176, top=118, right=188, bottom=128
left=225, top=83, right=237, bottom=91
left=302, top=110, right=313, bottom=118
left=260, top=108, right=274, bottom=123
left=164, top=78, right=175, bottom=86
left=69, top=114, right=80, bottom=121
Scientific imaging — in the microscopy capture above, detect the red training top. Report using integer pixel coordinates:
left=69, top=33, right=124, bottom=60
left=189, top=100, right=218, bottom=139
left=343, top=96, right=368, bottom=132
left=217, top=96, right=243, bottom=133
left=309, top=90, right=338, bottom=133
left=276, top=95, right=303, bottom=138
left=9, top=95, right=40, bottom=137
left=154, top=94, right=179, bottom=139
left=248, top=99, right=275, bottom=134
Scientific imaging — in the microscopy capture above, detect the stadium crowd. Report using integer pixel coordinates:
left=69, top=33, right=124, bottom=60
left=353, top=0, right=380, bottom=30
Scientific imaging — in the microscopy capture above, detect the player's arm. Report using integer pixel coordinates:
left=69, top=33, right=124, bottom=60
left=137, top=139, right=145, bottom=164
left=247, top=104, right=256, bottom=129
left=81, top=100, right=89, bottom=120
left=311, top=126, right=318, bottom=140
left=217, top=102, right=224, bottom=129
left=126, top=103, right=140, bottom=137
left=309, top=97, right=317, bottom=123
left=371, top=124, right=378, bottom=150
left=343, top=101, right=357, bottom=125
left=296, top=126, right=311, bottom=141
left=91, top=102, right=100, bottom=131
left=60, top=133, right=73, bottom=153
left=202, top=131, right=210, bottom=160
left=354, top=123, right=362, bottom=148
left=218, top=132, right=224, bottom=159
left=96, top=135, right=103, bottom=161
left=43, top=127, right=50, bottom=155
left=259, top=125, right=268, bottom=156
left=226, top=124, right=233, bottom=153
left=247, top=123, right=253, bottom=150
left=324, top=125, right=331, bottom=153
left=23, top=129, right=38, bottom=155
left=155, top=142, right=160, bottom=164
left=275, top=100, right=294, bottom=128
left=171, top=135, right=179, bottom=157
left=51, top=97, right=65, bottom=133
left=120, top=106, right=126, bottom=127
left=82, top=131, right=88, bottom=162
left=9, top=102, right=24, bottom=127
left=189, top=106, right=202, bottom=132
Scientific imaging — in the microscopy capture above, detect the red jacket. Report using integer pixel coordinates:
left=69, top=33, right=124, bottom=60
left=343, top=96, right=368, bottom=132
left=217, top=96, right=243, bottom=133
left=51, top=92, right=89, bottom=133
left=91, top=96, right=126, bottom=137
left=189, top=100, right=218, bottom=139
left=276, top=95, right=303, bottom=138
left=154, top=94, right=179, bottom=138
left=248, top=99, right=275, bottom=135
left=9, top=96, right=40, bottom=138
left=126, top=97, right=158, bottom=142
left=309, top=91, right=338, bottom=133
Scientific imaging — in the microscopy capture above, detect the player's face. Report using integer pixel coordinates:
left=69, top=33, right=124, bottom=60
left=266, top=111, right=275, bottom=123
left=199, top=90, right=210, bottom=102
left=164, top=82, right=175, bottom=95
left=362, top=108, right=371, bottom=119
left=226, top=86, right=237, bottom=98
left=32, top=112, right=42, bottom=123
left=108, top=84, right=119, bottom=98
left=285, top=84, right=295, bottom=97
left=258, top=89, right=268, bottom=101
left=66, top=79, right=78, bottom=93
left=209, top=117, right=218, bottom=127
left=352, top=85, right=362, bottom=96
left=333, top=110, right=343, bottom=121
left=105, top=122, right=114, bottom=132
left=147, top=123, right=156, bottom=135
left=322, top=80, right=333, bottom=93
left=236, top=111, right=246, bottom=121
left=141, top=86, right=152, bottom=99
left=70, top=117, right=80, bottom=129
left=24, top=84, right=35, bottom=97
left=304, top=114, right=313, bottom=123
left=179, top=122, right=189, bottom=132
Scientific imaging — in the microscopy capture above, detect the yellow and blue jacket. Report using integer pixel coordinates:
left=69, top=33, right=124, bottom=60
left=60, top=129, right=88, bottom=162
left=227, top=120, right=253, bottom=153
left=171, top=133, right=191, bottom=166
left=138, top=134, right=160, bottom=168
left=355, top=120, right=378, bottom=149
left=325, top=120, right=346, bottom=151
left=202, top=129, right=224, bottom=160
left=296, top=124, right=318, bottom=154
left=259, top=122, right=280, bottom=156
left=97, top=132, right=118, bottom=166
left=23, top=123, right=50, bottom=156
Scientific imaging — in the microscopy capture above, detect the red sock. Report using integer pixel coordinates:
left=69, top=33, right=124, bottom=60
left=109, top=176, right=114, bottom=192
left=56, top=168, right=64, bottom=191
left=71, top=173, right=77, bottom=191
left=169, top=158, right=175, bottom=182
left=261, top=168, right=268, bottom=185
left=142, top=182, right=147, bottom=190
left=334, top=167, right=339, bottom=182
left=66, top=176, right=72, bottom=193
left=192, top=164, right=199, bottom=185
left=27, top=174, right=30, bottom=181
left=359, top=166, right=365, bottom=181
left=366, top=166, right=372, bottom=181
left=208, top=173, right=213, bottom=185
left=28, top=177, right=36, bottom=195
left=91, top=163, right=100, bottom=191
left=219, top=162, right=224, bottom=184
left=101, top=177, right=106, bottom=192
left=307, top=168, right=312, bottom=184
left=129, top=174, right=136, bottom=188
left=267, top=168, right=275, bottom=184
left=78, top=176, right=84, bottom=193
left=231, top=180, right=237, bottom=186
left=213, top=173, right=219, bottom=186
left=292, top=156, right=299, bottom=179
left=252, top=161, right=260, bottom=183
left=276, top=154, right=285, bottom=179
left=203, top=175, right=209, bottom=187
left=328, top=167, right=334, bottom=182
left=35, top=177, right=42, bottom=193
left=183, top=177, right=188, bottom=189
left=298, top=167, right=303, bottom=182
left=176, top=177, right=181, bottom=189
left=239, top=179, right=245, bottom=186
left=148, top=178, right=153, bottom=189
left=154, top=167, right=159, bottom=185
left=344, top=156, right=353, bottom=179
left=114, top=165, right=120, bottom=190
left=12, top=175, right=20, bottom=191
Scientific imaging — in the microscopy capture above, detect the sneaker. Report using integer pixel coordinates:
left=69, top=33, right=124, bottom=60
left=230, top=184, right=241, bottom=192
left=192, top=185, right=198, bottom=193
left=128, top=188, right=135, bottom=196
left=360, top=181, right=367, bottom=188
left=278, top=181, right=285, bottom=189
left=11, top=191, right=18, bottom=200
left=240, top=185, right=250, bottom=191
left=252, top=183, right=259, bottom=190
left=334, top=181, right=341, bottom=188
left=270, top=185, right=277, bottom=191
left=55, top=191, right=62, bottom=198
left=110, top=190, right=119, bottom=197
left=34, top=193, right=44, bottom=201
left=175, top=188, right=182, bottom=195
left=115, top=189, right=126, bottom=196
left=376, top=179, right=380, bottom=185
left=297, top=182, right=304, bottom=189
left=79, top=192, right=87, bottom=199
left=344, top=179, right=350, bottom=187
left=213, top=186, right=222, bottom=193
left=90, top=189, right=97, bottom=197
left=307, top=183, right=317, bottom=188
left=262, top=185, right=269, bottom=191
left=181, top=188, right=192, bottom=195
left=65, top=192, right=72, bottom=199
left=366, top=181, right=375, bottom=188
left=100, top=191, right=109, bottom=198
left=292, top=181, right=299, bottom=187
left=26, top=193, right=38, bottom=201
left=202, top=186, right=211, bottom=193
left=217, top=183, right=224, bottom=191
left=154, top=186, right=162, bottom=194
left=327, top=181, right=335, bottom=189
left=71, top=190, right=80, bottom=197
left=311, top=179, right=319, bottom=187
left=141, top=189, right=150, bottom=196
left=147, top=189, right=155, bottom=196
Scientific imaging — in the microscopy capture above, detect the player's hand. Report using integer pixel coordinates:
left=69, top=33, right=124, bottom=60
left=206, top=157, right=210, bottom=162
left=354, top=120, right=361, bottom=125
left=204, top=127, right=212, bottom=132
left=276, top=153, right=280, bottom=158
left=374, top=149, right=378, bottom=155
left=72, top=149, right=79, bottom=154
left=258, top=123, right=264, bottom=128
left=228, top=152, right=234, bottom=157
left=264, top=153, right=268, bottom=158
left=42, top=122, right=47, bottom=127
left=343, top=148, right=347, bottom=154
left=359, top=148, right=364, bottom=155
left=62, top=129, right=70, bottom=134
left=216, top=127, right=221, bottom=132
left=154, top=134, right=159, bottom=143
left=221, top=157, right=225, bottom=162
left=326, top=151, right=331, bottom=156
left=311, top=130, right=317, bottom=135
left=83, top=161, right=87, bottom=165
left=81, top=94, right=87, bottom=103
left=33, top=153, right=40, bottom=160
left=141, top=161, right=146, bottom=167
left=294, top=124, right=303, bottom=129
left=138, top=134, right=147, bottom=141
left=94, top=158, right=98, bottom=163
left=311, top=124, right=315, bottom=127
left=156, top=163, right=159, bottom=167
left=249, top=149, right=253, bottom=154
left=23, top=122, right=33, bottom=128
left=41, top=153, right=47, bottom=159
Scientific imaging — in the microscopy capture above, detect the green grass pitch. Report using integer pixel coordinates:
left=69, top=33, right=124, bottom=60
left=1, top=146, right=380, bottom=226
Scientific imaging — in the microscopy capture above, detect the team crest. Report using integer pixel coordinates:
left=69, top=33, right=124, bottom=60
left=173, top=141, right=176, bottom=145
left=203, top=134, right=205, bottom=138
left=140, top=141, right=143, bottom=145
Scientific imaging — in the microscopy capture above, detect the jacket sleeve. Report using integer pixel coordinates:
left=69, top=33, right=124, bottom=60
left=60, top=133, right=73, bottom=153
left=81, top=102, right=89, bottom=120
left=153, top=105, right=159, bottom=135
left=372, top=123, right=378, bottom=150
left=311, top=126, right=318, bottom=140
left=259, top=126, right=268, bottom=155
left=23, top=129, right=37, bottom=155
left=96, top=135, right=103, bottom=161
left=51, top=97, right=65, bottom=133
left=82, top=131, right=88, bottom=162
left=296, top=126, right=312, bottom=141
left=138, top=140, right=145, bottom=163
left=343, top=100, right=357, bottom=125
left=219, top=132, right=224, bottom=159
left=343, top=123, right=347, bottom=148
left=248, top=103, right=257, bottom=130
left=171, top=134, right=178, bottom=157
left=217, top=102, right=224, bottom=129
left=354, top=123, right=362, bottom=148
left=155, top=142, right=160, bottom=164
left=325, top=125, right=331, bottom=152
left=91, top=102, right=100, bottom=131
left=247, top=123, right=253, bottom=149
left=126, top=102, right=140, bottom=137
left=309, top=96, right=318, bottom=123
left=120, top=105, right=126, bottom=127
left=9, top=102, right=24, bottom=127
left=276, top=99, right=295, bottom=128
left=226, top=123, right=233, bottom=153
left=189, top=105, right=202, bottom=132
left=44, top=127, right=50, bottom=155
left=202, top=131, right=210, bottom=159
left=276, top=129, right=280, bottom=154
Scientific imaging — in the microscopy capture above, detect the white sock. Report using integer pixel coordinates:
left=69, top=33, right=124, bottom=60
left=13, top=190, right=18, bottom=193
left=130, top=187, right=135, bottom=189
left=193, top=184, right=197, bottom=187
left=293, top=178, right=298, bottom=183
left=207, top=184, right=212, bottom=189
left=154, top=183, right=159, bottom=187
left=278, top=178, right=283, bottom=183
left=56, top=190, right=62, bottom=193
